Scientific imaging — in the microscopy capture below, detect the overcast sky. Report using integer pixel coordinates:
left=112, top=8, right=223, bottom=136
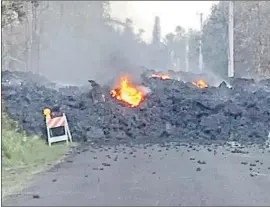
left=110, top=1, right=217, bottom=42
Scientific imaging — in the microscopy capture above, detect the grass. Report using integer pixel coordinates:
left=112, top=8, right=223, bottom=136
left=1, top=110, right=76, bottom=199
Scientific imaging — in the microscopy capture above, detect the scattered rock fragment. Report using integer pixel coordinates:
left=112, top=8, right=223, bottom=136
left=113, top=155, right=118, bottom=161
left=231, top=148, right=248, bottom=154
left=102, top=163, right=111, bottom=167
left=32, top=194, right=40, bottom=199
left=196, top=167, right=201, bottom=172
left=82, top=148, right=89, bottom=152
left=250, top=172, right=258, bottom=177
left=197, top=160, right=206, bottom=165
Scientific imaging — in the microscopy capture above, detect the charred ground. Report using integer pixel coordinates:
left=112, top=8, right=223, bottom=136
left=2, top=70, right=270, bottom=147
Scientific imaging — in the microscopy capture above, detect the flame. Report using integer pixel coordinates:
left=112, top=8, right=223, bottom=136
left=110, top=76, right=144, bottom=107
left=151, top=73, right=170, bottom=80
left=192, top=80, right=208, bottom=88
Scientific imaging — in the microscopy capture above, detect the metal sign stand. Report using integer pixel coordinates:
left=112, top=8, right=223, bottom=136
left=43, top=109, right=72, bottom=146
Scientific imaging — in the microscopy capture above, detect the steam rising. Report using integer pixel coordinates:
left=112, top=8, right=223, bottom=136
left=2, top=1, right=226, bottom=87
left=138, top=85, right=152, bottom=95
left=29, top=1, right=217, bottom=86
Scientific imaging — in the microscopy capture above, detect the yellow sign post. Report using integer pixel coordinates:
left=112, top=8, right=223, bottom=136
left=43, top=108, right=52, bottom=119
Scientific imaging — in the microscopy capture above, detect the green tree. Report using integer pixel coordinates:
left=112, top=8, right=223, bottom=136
left=1, top=1, right=26, bottom=27
left=201, top=2, right=228, bottom=78
left=202, top=1, right=270, bottom=78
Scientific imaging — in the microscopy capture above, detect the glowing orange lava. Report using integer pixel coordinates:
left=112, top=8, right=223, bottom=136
left=192, top=80, right=208, bottom=88
left=110, top=76, right=144, bottom=107
left=151, top=73, right=171, bottom=80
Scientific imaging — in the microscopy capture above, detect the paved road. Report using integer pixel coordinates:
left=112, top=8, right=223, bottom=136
left=3, top=143, right=270, bottom=206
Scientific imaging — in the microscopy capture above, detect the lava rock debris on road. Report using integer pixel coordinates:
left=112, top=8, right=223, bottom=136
left=2, top=70, right=270, bottom=146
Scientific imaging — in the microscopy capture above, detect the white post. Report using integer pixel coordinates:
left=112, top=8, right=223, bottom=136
left=64, top=114, right=72, bottom=143
left=228, top=1, right=234, bottom=77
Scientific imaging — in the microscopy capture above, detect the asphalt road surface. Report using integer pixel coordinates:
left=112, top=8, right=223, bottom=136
left=3, top=143, right=270, bottom=206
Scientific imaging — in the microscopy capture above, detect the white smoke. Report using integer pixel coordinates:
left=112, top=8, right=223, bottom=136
left=138, top=85, right=152, bottom=95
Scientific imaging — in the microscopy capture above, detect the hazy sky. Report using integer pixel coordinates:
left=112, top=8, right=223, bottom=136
left=110, top=1, right=217, bottom=42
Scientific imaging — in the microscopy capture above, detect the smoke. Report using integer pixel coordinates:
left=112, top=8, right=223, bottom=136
left=138, top=85, right=152, bottom=95
left=19, top=1, right=215, bottom=87
left=34, top=2, right=154, bottom=86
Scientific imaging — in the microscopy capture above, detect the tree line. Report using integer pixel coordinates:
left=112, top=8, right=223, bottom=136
left=202, top=1, right=270, bottom=79
left=2, top=1, right=270, bottom=83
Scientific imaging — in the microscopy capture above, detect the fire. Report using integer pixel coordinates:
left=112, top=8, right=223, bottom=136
left=151, top=73, right=170, bottom=80
left=192, top=80, right=208, bottom=88
left=110, top=76, right=144, bottom=107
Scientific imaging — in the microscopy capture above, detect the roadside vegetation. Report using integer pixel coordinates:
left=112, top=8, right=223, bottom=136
left=2, top=109, right=75, bottom=198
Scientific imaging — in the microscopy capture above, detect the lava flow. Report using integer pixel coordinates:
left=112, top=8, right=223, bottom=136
left=110, top=76, right=144, bottom=107
left=192, top=80, right=208, bottom=88
left=151, top=73, right=170, bottom=80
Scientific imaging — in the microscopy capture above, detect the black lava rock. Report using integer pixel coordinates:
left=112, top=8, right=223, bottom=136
left=197, top=160, right=206, bottom=165
left=102, top=163, right=111, bottom=167
left=32, top=194, right=40, bottom=199
left=2, top=70, right=270, bottom=146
